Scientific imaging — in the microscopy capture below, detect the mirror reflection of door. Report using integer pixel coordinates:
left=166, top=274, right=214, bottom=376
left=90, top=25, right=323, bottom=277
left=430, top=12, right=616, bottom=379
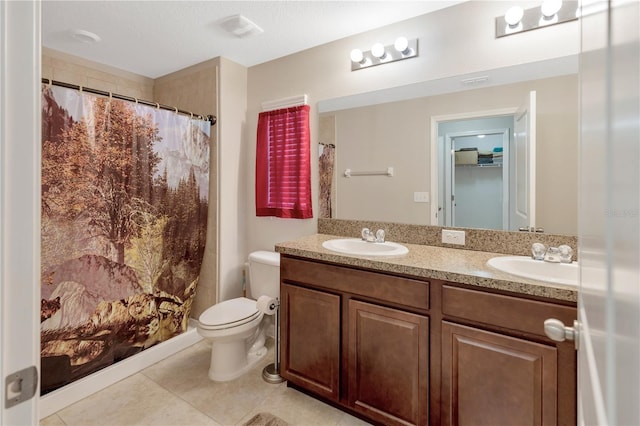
left=438, top=116, right=514, bottom=230
left=511, top=91, right=537, bottom=231
left=446, top=131, right=509, bottom=229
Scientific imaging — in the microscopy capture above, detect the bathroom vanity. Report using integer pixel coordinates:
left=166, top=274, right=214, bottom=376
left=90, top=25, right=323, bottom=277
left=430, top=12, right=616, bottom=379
left=276, top=234, right=577, bottom=426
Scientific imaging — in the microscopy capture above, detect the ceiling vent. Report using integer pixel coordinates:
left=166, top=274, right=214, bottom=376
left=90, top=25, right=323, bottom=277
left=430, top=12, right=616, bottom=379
left=219, top=14, right=264, bottom=38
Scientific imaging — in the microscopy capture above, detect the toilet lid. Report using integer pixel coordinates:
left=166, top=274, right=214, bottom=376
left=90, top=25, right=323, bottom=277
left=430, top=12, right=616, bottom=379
left=198, top=297, right=260, bottom=329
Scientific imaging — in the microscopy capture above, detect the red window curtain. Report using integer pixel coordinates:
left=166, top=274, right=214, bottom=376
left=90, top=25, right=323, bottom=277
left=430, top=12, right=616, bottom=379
left=256, top=104, right=313, bottom=219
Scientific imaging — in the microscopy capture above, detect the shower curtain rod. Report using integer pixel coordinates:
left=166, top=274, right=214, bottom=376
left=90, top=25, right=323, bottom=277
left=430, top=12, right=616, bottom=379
left=41, top=78, right=217, bottom=126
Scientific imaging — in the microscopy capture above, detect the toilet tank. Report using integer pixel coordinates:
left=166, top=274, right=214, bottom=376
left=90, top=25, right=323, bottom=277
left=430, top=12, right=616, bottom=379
left=248, top=251, right=280, bottom=299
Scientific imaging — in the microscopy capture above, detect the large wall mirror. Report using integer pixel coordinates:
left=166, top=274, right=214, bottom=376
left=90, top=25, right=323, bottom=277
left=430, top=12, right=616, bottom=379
left=318, top=57, right=579, bottom=236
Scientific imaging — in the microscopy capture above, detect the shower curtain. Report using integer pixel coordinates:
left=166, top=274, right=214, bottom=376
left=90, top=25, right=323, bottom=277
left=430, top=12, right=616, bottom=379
left=40, top=85, right=210, bottom=394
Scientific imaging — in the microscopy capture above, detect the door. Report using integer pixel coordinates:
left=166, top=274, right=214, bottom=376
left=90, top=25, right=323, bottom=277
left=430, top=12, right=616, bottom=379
left=510, top=91, right=536, bottom=231
left=348, top=300, right=429, bottom=426
left=578, top=1, right=640, bottom=425
left=280, top=283, right=341, bottom=402
left=441, top=322, right=558, bottom=426
left=0, top=0, right=41, bottom=424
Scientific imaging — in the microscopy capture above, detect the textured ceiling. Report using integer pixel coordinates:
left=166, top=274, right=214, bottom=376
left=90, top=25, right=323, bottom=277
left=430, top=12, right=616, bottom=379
left=42, top=1, right=463, bottom=78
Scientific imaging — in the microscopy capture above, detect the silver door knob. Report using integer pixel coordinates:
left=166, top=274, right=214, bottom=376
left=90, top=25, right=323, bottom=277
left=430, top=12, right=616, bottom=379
left=544, top=318, right=579, bottom=350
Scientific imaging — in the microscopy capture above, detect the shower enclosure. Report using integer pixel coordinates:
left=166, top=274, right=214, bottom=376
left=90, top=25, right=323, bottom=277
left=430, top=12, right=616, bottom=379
left=40, top=84, right=211, bottom=394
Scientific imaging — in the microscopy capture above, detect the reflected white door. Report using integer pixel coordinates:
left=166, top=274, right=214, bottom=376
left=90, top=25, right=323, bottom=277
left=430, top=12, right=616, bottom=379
left=510, top=91, right=536, bottom=231
left=0, top=1, right=41, bottom=424
left=578, top=1, right=640, bottom=425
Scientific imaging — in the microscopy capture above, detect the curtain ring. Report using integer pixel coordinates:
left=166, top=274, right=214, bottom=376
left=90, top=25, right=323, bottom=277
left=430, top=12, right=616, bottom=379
left=156, top=102, right=160, bottom=109
left=78, top=85, right=83, bottom=93
left=134, top=98, right=139, bottom=104
left=190, top=112, right=194, bottom=119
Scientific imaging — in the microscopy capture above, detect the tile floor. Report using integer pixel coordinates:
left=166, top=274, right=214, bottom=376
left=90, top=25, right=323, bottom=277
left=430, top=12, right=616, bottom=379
left=40, top=339, right=371, bottom=426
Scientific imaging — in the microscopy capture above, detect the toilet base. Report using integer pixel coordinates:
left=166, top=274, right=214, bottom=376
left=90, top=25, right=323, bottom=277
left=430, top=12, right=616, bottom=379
left=208, top=340, right=268, bottom=382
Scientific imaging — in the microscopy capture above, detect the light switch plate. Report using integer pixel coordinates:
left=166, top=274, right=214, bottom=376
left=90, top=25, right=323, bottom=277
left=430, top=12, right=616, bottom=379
left=413, top=192, right=429, bottom=203
left=442, top=229, right=465, bottom=245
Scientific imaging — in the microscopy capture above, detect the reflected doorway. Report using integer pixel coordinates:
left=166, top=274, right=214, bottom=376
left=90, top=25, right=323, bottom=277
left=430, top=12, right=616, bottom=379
left=434, top=114, right=515, bottom=230
left=444, top=129, right=510, bottom=229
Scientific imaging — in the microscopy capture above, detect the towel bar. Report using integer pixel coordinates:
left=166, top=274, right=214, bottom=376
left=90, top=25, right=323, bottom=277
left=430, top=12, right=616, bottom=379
left=344, top=167, right=394, bottom=178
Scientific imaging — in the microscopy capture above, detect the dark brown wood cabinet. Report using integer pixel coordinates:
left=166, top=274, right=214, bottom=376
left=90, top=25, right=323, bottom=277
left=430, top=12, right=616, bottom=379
left=280, top=283, right=341, bottom=401
left=279, top=255, right=577, bottom=426
left=280, top=256, right=430, bottom=426
left=441, top=321, right=558, bottom=426
left=348, top=300, right=429, bottom=425
left=439, top=284, right=577, bottom=426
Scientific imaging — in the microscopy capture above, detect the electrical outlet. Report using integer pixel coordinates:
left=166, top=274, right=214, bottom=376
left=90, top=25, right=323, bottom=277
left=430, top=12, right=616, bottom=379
left=442, top=229, right=465, bottom=245
left=413, top=192, right=430, bottom=203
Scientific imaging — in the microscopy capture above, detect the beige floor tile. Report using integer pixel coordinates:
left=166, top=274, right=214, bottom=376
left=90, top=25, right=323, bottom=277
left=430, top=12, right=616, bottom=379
left=55, top=373, right=220, bottom=426
left=240, top=386, right=347, bottom=426
left=336, top=412, right=373, bottom=426
left=155, top=339, right=285, bottom=425
left=44, top=338, right=369, bottom=426
left=142, top=340, right=212, bottom=395
left=39, top=413, right=66, bottom=426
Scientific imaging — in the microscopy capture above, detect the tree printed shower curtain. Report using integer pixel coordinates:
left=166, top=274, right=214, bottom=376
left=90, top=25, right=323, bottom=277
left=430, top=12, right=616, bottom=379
left=40, top=85, right=210, bottom=394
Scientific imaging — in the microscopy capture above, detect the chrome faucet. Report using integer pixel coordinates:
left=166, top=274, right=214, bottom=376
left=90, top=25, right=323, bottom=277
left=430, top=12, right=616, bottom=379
left=361, top=228, right=385, bottom=243
left=531, top=243, right=574, bottom=263
left=543, top=247, right=561, bottom=263
left=557, top=245, right=574, bottom=263
left=361, top=228, right=375, bottom=242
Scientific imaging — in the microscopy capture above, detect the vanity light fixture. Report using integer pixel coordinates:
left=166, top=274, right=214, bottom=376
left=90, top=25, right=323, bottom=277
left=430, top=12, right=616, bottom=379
left=541, top=0, right=563, bottom=18
left=504, top=6, right=524, bottom=26
left=371, top=43, right=387, bottom=60
left=496, top=1, right=578, bottom=38
left=350, top=49, right=366, bottom=65
left=350, top=37, right=418, bottom=71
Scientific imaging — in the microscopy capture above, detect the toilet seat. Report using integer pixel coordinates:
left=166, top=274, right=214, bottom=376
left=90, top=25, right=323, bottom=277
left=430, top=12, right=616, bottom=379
left=198, top=297, right=261, bottom=330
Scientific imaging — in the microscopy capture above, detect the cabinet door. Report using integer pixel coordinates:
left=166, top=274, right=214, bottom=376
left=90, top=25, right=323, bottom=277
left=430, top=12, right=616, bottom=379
left=441, top=321, right=558, bottom=426
left=348, top=300, right=429, bottom=426
left=280, top=283, right=341, bottom=401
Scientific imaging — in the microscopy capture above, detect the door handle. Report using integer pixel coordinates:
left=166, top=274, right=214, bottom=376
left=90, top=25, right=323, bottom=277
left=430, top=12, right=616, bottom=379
left=544, top=318, right=580, bottom=350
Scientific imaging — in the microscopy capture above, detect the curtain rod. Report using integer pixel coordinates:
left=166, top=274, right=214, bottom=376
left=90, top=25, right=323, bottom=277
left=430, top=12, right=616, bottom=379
left=261, top=94, right=308, bottom=112
left=41, top=78, right=216, bottom=126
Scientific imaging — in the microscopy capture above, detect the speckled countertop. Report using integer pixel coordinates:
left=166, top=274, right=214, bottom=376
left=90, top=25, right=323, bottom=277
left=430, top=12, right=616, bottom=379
left=275, top=234, right=577, bottom=303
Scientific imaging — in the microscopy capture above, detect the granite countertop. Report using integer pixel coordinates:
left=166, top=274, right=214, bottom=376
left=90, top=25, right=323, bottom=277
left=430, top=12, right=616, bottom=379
left=275, top=234, right=577, bottom=303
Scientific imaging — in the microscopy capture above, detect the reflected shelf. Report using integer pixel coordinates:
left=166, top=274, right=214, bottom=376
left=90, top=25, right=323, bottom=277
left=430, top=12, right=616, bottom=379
left=455, top=163, right=503, bottom=168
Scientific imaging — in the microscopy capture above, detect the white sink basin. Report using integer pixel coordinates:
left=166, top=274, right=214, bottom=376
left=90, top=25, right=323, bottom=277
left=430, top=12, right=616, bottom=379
left=322, top=238, right=409, bottom=257
left=487, top=256, right=579, bottom=287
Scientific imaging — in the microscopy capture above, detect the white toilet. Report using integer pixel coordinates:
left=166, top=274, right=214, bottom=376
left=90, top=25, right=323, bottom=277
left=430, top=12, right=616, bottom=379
left=197, top=250, right=280, bottom=381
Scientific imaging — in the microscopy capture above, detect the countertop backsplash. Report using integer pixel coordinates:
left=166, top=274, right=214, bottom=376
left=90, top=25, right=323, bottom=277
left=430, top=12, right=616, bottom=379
left=317, top=218, right=578, bottom=259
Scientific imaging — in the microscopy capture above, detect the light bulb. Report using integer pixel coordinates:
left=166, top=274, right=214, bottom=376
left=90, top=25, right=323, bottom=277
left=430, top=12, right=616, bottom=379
left=394, top=37, right=410, bottom=54
left=541, top=0, right=562, bottom=17
left=350, top=48, right=364, bottom=64
left=504, top=6, right=524, bottom=26
left=371, top=43, right=386, bottom=59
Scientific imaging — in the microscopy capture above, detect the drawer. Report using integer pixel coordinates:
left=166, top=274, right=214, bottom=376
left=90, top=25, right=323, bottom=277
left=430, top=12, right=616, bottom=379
left=442, top=284, right=576, bottom=338
left=281, top=256, right=429, bottom=311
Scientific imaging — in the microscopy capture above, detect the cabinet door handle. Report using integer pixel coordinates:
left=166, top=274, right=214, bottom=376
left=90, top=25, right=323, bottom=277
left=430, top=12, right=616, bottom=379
left=544, top=318, right=580, bottom=350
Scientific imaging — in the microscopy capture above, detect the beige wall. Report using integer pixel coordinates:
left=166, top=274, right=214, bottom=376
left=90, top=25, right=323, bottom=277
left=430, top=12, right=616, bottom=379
left=245, top=1, right=580, bottom=255
left=42, top=48, right=154, bottom=99
left=331, top=74, right=579, bottom=235
left=216, top=58, right=249, bottom=302
left=154, top=60, right=218, bottom=318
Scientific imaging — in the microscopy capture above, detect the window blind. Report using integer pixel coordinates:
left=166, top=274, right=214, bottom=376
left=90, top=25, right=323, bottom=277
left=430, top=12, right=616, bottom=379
left=255, top=104, right=312, bottom=219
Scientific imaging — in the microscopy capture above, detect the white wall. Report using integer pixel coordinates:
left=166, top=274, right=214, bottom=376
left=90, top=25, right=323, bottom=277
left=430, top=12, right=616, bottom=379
left=242, top=1, right=579, bottom=260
